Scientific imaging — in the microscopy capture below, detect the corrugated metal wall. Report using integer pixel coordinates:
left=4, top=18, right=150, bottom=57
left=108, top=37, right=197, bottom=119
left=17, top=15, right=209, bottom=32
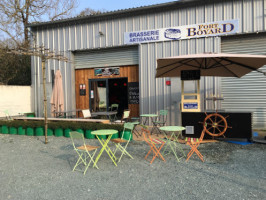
left=221, top=35, right=266, bottom=128
left=32, top=0, right=266, bottom=123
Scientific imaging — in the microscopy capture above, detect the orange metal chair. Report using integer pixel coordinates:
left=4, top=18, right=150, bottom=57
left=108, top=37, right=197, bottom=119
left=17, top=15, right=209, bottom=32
left=185, top=129, right=206, bottom=162
left=141, top=128, right=166, bottom=164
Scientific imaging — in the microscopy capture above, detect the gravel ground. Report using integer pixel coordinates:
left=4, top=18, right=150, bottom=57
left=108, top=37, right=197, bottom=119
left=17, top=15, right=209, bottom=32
left=0, top=134, right=265, bottom=200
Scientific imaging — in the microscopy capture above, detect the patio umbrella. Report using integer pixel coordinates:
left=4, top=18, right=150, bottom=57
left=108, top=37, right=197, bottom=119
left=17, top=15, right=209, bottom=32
left=156, top=53, right=266, bottom=78
left=50, top=70, right=64, bottom=117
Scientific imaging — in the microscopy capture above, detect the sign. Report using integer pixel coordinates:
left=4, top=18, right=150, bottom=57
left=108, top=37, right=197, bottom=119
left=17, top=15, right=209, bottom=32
left=183, top=103, right=198, bottom=109
left=94, top=67, right=120, bottom=76
left=128, top=82, right=139, bottom=104
left=124, top=19, right=239, bottom=44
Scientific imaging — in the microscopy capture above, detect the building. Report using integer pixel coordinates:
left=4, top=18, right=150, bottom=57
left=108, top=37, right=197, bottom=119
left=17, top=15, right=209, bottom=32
left=28, top=0, right=266, bottom=128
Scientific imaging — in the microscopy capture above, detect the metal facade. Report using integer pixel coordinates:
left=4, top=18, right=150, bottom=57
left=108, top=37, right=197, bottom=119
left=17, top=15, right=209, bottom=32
left=221, top=35, right=266, bottom=128
left=31, top=0, right=266, bottom=126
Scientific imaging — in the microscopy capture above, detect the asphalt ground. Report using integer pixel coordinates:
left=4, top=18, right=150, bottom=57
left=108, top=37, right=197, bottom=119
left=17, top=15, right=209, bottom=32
left=0, top=134, right=265, bottom=200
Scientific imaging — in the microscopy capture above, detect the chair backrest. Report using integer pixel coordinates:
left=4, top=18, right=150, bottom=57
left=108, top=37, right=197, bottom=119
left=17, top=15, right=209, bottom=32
left=110, top=104, right=119, bottom=111
left=121, top=122, right=134, bottom=139
left=70, top=131, right=85, bottom=149
left=158, top=110, right=168, bottom=122
left=121, top=110, right=130, bottom=122
left=82, top=109, right=91, bottom=118
left=141, top=128, right=152, bottom=144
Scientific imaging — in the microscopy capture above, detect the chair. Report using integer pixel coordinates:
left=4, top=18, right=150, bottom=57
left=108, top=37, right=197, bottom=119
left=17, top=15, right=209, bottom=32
left=185, top=129, right=206, bottom=162
left=151, top=110, right=168, bottom=135
left=3, top=110, right=13, bottom=120
left=130, top=116, right=141, bottom=137
left=109, top=104, right=119, bottom=121
left=69, top=131, right=100, bottom=174
left=111, top=122, right=134, bottom=163
left=141, top=127, right=166, bottom=164
left=82, top=109, right=92, bottom=119
left=113, top=109, right=130, bottom=124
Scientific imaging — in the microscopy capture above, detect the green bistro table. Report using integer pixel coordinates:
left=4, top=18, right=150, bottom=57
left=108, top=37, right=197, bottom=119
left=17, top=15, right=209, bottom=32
left=140, top=114, right=158, bottom=125
left=159, top=126, right=186, bottom=162
left=91, top=129, right=118, bottom=167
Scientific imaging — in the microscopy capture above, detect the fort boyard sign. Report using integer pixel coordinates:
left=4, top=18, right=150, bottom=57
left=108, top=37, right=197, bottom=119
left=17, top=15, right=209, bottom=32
left=124, top=19, right=239, bottom=44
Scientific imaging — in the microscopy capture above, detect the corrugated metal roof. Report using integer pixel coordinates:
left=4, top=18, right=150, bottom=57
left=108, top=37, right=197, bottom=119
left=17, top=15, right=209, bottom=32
left=27, top=0, right=232, bottom=28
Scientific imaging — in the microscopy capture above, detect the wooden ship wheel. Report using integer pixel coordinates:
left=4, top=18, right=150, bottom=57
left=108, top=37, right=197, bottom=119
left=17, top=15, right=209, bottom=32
left=201, top=112, right=231, bottom=137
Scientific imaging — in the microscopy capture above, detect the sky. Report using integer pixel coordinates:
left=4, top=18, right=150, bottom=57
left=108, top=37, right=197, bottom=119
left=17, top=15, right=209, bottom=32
left=75, top=0, right=175, bottom=13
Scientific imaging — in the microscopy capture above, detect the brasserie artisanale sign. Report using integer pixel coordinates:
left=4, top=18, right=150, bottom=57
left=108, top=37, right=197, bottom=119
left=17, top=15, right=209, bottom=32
left=124, top=19, right=239, bottom=44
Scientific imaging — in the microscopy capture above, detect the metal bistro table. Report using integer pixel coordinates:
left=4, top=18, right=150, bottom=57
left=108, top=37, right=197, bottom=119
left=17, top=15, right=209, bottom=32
left=92, top=111, right=117, bottom=121
left=91, top=129, right=118, bottom=167
left=160, top=126, right=186, bottom=162
left=140, top=114, right=158, bottom=125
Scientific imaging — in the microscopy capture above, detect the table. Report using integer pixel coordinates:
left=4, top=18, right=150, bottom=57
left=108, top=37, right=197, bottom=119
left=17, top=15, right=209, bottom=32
left=159, top=126, right=186, bottom=162
left=140, top=114, right=158, bottom=125
left=53, top=109, right=82, bottom=118
left=92, top=111, right=118, bottom=121
left=91, top=129, right=118, bottom=167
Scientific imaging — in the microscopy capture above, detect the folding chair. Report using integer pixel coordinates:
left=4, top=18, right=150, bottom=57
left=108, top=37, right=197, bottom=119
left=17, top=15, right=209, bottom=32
left=113, top=109, right=130, bottom=124
left=69, top=131, right=100, bottom=174
left=185, top=129, right=206, bottom=162
left=111, top=122, right=134, bottom=163
left=151, top=110, right=168, bottom=135
left=141, top=127, right=166, bottom=164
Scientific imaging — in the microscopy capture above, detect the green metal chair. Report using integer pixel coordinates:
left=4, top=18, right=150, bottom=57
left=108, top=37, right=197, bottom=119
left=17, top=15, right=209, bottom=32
left=109, top=104, right=119, bottom=121
left=69, top=131, right=100, bottom=174
left=111, top=122, right=134, bottom=163
left=151, top=110, right=168, bottom=135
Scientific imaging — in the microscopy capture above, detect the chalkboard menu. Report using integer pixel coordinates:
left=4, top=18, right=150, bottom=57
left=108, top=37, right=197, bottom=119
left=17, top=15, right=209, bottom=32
left=128, top=82, right=139, bottom=104
left=181, top=70, right=201, bottom=80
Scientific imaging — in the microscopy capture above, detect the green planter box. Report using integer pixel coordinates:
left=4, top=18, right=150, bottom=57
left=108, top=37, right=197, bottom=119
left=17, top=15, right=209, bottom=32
left=35, top=127, right=44, bottom=136
left=26, top=127, right=34, bottom=136
left=111, top=132, right=119, bottom=139
left=75, top=128, right=84, bottom=134
left=0, top=126, right=2, bottom=133
left=54, top=128, right=63, bottom=137
left=9, top=127, right=17, bottom=134
left=64, top=128, right=72, bottom=138
left=47, top=128, right=53, bottom=136
left=84, top=130, right=95, bottom=139
left=121, top=130, right=133, bottom=141
left=18, top=126, right=26, bottom=135
left=2, top=125, right=9, bottom=134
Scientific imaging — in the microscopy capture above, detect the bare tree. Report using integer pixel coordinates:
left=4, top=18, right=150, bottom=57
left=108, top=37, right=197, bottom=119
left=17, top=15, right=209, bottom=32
left=7, top=45, right=70, bottom=144
left=0, top=0, right=77, bottom=47
left=78, top=7, right=105, bottom=17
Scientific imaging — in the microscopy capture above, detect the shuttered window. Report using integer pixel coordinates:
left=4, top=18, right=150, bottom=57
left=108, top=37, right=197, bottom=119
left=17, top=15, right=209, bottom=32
left=74, top=46, right=139, bottom=69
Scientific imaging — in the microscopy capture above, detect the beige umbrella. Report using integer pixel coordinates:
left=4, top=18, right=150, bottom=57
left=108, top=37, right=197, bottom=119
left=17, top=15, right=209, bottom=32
left=156, top=53, right=266, bottom=78
left=50, top=70, right=64, bottom=117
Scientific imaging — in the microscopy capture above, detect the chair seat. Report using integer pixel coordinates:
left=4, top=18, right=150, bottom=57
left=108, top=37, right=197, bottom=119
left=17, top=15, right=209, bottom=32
left=77, top=145, right=100, bottom=151
left=111, top=138, right=128, bottom=143
left=185, top=137, right=199, bottom=144
left=150, top=138, right=165, bottom=144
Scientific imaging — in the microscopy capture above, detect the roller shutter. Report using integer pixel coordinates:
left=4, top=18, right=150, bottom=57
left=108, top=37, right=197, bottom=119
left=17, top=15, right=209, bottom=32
left=221, top=35, right=266, bottom=128
left=74, top=46, right=139, bottom=69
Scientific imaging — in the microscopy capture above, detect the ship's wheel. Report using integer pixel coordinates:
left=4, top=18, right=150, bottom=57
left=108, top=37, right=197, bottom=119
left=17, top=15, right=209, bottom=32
left=201, top=112, right=231, bottom=137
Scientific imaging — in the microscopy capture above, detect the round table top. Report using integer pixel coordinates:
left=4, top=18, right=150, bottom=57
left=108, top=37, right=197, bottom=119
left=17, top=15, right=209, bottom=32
left=159, top=126, right=186, bottom=132
left=91, top=129, right=118, bottom=135
left=140, top=114, right=158, bottom=117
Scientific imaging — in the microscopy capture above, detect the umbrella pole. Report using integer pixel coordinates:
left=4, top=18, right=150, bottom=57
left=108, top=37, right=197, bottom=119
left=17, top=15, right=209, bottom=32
left=41, top=59, right=48, bottom=144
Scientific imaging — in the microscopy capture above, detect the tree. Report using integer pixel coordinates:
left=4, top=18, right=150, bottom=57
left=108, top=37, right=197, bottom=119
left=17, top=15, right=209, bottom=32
left=78, top=8, right=105, bottom=17
left=0, top=0, right=77, bottom=47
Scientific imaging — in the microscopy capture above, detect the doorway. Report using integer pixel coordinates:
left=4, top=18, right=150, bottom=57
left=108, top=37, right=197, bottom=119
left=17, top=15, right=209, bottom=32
left=89, top=78, right=128, bottom=115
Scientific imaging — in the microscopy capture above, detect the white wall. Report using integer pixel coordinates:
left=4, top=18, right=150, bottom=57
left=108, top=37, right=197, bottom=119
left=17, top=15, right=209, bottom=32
left=0, top=85, right=33, bottom=117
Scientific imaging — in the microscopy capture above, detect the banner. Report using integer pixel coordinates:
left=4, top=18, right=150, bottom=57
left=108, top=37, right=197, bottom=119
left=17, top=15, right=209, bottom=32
left=124, top=19, right=239, bottom=44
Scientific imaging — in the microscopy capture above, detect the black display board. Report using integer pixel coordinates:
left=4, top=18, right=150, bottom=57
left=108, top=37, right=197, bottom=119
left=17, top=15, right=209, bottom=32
left=181, top=70, right=200, bottom=80
left=181, top=112, right=252, bottom=139
left=128, top=82, right=139, bottom=104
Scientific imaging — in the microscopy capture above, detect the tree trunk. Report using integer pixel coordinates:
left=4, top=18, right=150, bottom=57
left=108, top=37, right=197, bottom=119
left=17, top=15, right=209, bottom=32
left=41, top=59, right=48, bottom=144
